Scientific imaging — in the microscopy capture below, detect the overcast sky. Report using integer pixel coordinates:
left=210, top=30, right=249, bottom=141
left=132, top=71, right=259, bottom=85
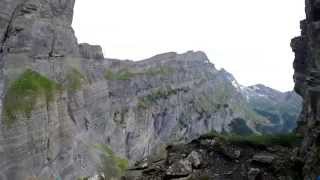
left=72, top=0, right=305, bottom=92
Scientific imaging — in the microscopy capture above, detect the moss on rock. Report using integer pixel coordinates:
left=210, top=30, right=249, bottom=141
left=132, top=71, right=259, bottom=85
left=3, top=69, right=58, bottom=126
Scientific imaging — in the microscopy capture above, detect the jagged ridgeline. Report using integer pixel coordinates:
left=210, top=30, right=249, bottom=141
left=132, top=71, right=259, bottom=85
left=0, top=0, right=301, bottom=179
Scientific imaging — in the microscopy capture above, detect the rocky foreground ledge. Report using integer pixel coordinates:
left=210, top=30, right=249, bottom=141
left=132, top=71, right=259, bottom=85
left=121, top=133, right=303, bottom=180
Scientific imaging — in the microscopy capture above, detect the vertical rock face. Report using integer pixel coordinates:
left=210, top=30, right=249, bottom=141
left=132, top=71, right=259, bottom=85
left=0, top=0, right=81, bottom=179
left=292, top=0, right=320, bottom=178
left=0, top=0, right=78, bottom=58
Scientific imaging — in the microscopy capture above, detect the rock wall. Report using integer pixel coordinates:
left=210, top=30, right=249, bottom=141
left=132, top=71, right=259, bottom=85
left=292, top=0, right=320, bottom=178
left=0, top=0, right=78, bottom=58
left=0, top=0, right=84, bottom=179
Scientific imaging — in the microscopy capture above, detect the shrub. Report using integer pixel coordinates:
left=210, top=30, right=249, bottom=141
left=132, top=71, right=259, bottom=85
left=3, top=69, right=58, bottom=126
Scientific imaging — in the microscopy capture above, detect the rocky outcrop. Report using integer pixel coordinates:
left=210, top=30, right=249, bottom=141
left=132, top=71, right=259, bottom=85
left=124, top=134, right=303, bottom=180
left=0, top=0, right=78, bottom=58
left=291, top=0, right=320, bottom=179
left=0, top=0, right=79, bottom=179
left=79, top=43, right=104, bottom=59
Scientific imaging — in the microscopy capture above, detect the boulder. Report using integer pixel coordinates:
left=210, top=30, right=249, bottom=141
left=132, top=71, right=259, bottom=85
left=186, top=151, right=202, bottom=168
left=248, top=168, right=261, bottom=180
left=166, top=159, right=192, bottom=177
left=252, top=154, right=275, bottom=164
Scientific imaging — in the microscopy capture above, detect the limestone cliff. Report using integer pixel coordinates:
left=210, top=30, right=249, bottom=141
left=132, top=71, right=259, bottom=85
left=0, top=0, right=301, bottom=179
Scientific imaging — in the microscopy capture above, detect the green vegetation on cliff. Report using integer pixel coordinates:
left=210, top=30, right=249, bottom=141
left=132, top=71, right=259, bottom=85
left=138, top=87, right=183, bottom=109
left=144, top=66, right=174, bottom=76
left=94, top=144, right=129, bottom=178
left=3, top=69, right=58, bottom=126
left=66, top=68, right=87, bottom=92
left=105, top=68, right=134, bottom=80
left=105, top=67, right=174, bottom=81
left=201, top=132, right=302, bottom=147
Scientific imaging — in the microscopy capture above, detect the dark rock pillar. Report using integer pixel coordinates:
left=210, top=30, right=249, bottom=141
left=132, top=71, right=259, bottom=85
left=292, top=0, right=320, bottom=178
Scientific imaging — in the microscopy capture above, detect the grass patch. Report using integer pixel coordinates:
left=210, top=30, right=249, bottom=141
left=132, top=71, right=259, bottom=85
left=94, top=144, right=129, bottom=178
left=66, top=68, right=87, bottom=92
left=200, top=132, right=302, bottom=148
left=3, top=69, right=58, bottom=126
left=105, top=67, right=174, bottom=81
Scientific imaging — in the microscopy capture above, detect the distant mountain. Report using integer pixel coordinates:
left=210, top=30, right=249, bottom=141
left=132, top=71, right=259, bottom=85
left=242, top=84, right=302, bottom=133
left=212, top=71, right=302, bottom=135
